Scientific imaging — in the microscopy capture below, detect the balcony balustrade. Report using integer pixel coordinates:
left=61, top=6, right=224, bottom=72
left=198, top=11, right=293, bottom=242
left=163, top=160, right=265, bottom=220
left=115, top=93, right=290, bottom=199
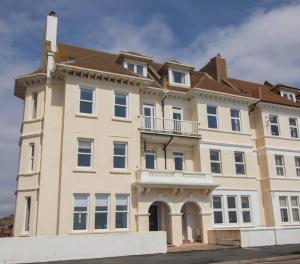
left=140, top=116, right=200, bottom=137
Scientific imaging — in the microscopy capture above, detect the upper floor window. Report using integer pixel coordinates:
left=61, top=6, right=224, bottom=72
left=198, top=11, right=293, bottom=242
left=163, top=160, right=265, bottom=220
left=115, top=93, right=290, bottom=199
left=210, top=150, right=221, bottom=174
left=295, top=157, right=300, bottom=177
left=77, top=139, right=92, bottom=168
left=169, top=68, right=190, bottom=87
left=289, top=117, right=298, bottom=138
left=24, top=197, right=31, bottom=232
left=29, top=143, right=35, bottom=172
left=230, top=109, right=241, bottom=131
left=281, top=91, right=296, bottom=102
left=124, top=61, right=146, bottom=76
left=270, top=115, right=280, bottom=136
left=145, top=149, right=156, bottom=170
left=32, top=92, right=38, bottom=119
left=275, top=155, right=285, bottom=176
left=73, top=194, right=88, bottom=230
left=95, top=194, right=109, bottom=230
left=114, top=93, right=128, bottom=118
left=207, top=106, right=218, bottom=129
left=113, top=142, right=127, bottom=169
left=279, top=196, right=289, bottom=223
left=80, top=87, right=94, bottom=114
left=173, top=152, right=184, bottom=171
left=234, top=151, right=246, bottom=175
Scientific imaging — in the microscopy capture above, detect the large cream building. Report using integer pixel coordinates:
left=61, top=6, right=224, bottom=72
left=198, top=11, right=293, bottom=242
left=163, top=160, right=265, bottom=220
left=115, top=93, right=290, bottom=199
left=13, top=13, right=300, bottom=246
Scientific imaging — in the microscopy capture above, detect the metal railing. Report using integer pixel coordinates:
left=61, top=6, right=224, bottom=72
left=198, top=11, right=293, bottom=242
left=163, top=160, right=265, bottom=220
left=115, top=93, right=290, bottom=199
left=140, top=116, right=200, bottom=136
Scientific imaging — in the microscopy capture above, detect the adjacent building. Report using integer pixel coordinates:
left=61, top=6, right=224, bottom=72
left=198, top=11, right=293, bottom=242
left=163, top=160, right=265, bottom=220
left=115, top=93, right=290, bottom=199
left=13, top=12, right=300, bottom=246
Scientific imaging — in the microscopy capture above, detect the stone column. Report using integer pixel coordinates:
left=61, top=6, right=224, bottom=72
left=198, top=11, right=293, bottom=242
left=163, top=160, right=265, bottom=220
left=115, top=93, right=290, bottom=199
left=136, top=213, right=150, bottom=232
left=201, top=212, right=212, bottom=243
left=169, top=213, right=183, bottom=246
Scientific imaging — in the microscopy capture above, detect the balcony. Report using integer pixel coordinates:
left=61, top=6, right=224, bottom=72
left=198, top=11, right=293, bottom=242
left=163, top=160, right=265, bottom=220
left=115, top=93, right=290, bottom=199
left=140, top=116, right=200, bottom=138
left=136, top=169, right=217, bottom=189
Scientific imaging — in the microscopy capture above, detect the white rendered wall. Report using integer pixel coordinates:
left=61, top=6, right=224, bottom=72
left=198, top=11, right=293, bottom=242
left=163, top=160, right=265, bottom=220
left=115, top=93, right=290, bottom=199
left=0, top=232, right=167, bottom=264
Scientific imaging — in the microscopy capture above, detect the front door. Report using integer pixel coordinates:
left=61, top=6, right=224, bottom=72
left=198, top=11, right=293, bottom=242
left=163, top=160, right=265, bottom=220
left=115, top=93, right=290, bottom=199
left=149, top=204, right=158, bottom=231
left=143, top=104, right=155, bottom=129
left=172, top=107, right=182, bottom=132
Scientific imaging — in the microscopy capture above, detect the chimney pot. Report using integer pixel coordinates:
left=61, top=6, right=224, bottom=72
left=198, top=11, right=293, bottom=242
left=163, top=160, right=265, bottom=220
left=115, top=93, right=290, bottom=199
left=48, top=11, right=56, bottom=17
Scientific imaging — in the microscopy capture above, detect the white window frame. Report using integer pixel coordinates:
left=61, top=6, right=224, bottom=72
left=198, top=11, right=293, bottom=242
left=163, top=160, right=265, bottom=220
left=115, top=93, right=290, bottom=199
left=212, top=195, right=224, bottom=225
left=32, top=92, right=38, bottom=119
left=115, top=194, right=129, bottom=230
left=269, top=114, right=280, bottom=136
left=23, top=196, right=31, bottom=233
left=79, top=86, right=95, bottom=115
left=275, top=155, right=285, bottom=176
left=168, top=67, right=190, bottom=87
left=144, top=149, right=156, bottom=170
left=230, top=109, right=241, bottom=132
left=295, top=157, right=300, bottom=177
left=234, top=151, right=246, bottom=175
left=289, top=117, right=299, bottom=138
left=227, top=195, right=238, bottom=224
left=279, top=196, right=290, bottom=223
left=77, top=138, right=93, bottom=169
left=114, top=92, right=129, bottom=119
left=240, top=196, right=252, bottom=224
left=207, top=105, right=218, bottom=129
left=113, top=142, right=128, bottom=170
left=29, top=143, right=35, bottom=172
left=290, top=196, right=300, bottom=223
left=95, top=194, right=110, bottom=231
left=281, top=91, right=296, bottom=102
left=124, top=60, right=147, bottom=77
left=173, top=151, right=184, bottom=171
left=73, top=194, right=89, bottom=231
left=210, top=149, right=222, bottom=174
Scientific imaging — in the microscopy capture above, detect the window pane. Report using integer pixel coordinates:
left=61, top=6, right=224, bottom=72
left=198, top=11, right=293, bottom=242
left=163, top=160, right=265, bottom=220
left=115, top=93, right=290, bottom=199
left=241, top=196, right=250, bottom=208
left=242, top=211, right=251, bottom=223
left=236, top=164, right=245, bottom=175
left=295, top=158, right=300, bottom=167
left=95, top=195, right=108, bottom=211
left=114, top=157, right=125, bottom=168
left=234, top=152, right=243, bottom=162
left=291, top=197, right=299, bottom=207
left=279, top=196, right=287, bottom=207
left=291, top=127, right=298, bottom=138
left=211, top=163, right=221, bottom=173
left=78, top=154, right=91, bottom=167
left=136, top=65, right=144, bottom=75
left=292, top=208, right=300, bottom=222
left=213, top=196, right=222, bottom=209
left=227, top=197, right=236, bottom=208
left=95, top=213, right=108, bottom=229
left=270, top=115, right=278, bottom=124
left=228, top=211, right=237, bottom=223
left=115, top=105, right=127, bottom=118
left=230, top=109, right=240, bottom=118
left=78, top=140, right=91, bottom=153
left=289, top=118, right=297, bottom=126
left=116, top=195, right=128, bottom=207
left=115, top=94, right=127, bottom=105
left=231, top=119, right=240, bottom=131
left=174, top=157, right=183, bottom=171
left=280, top=208, right=289, bottom=222
left=145, top=153, right=155, bottom=169
left=73, top=213, right=87, bottom=230
left=80, top=101, right=93, bottom=114
left=275, top=156, right=283, bottom=166
left=127, top=63, right=135, bottom=72
left=210, top=151, right=220, bottom=161
left=214, top=211, right=223, bottom=224
left=208, top=116, right=218, bottom=129
left=80, top=88, right=93, bottom=101
left=172, top=71, right=185, bottom=84
left=271, top=125, right=279, bottom=136
left=207, top=106, right=217, bottom=115
left=114, top=144, right=125, bottom=155
left=116, top=212, right=127, bottom=228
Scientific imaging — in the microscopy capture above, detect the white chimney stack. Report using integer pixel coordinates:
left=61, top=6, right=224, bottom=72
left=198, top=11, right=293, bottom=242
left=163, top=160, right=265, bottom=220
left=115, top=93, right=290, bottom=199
left=44, top=11, right=58, bottom=77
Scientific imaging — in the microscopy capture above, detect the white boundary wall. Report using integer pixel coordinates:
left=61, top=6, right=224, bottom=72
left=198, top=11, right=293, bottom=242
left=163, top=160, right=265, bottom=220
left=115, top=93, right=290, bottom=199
left=0, top=232, right=167, bottom=264
left=240, top=227, right=300, bottom=247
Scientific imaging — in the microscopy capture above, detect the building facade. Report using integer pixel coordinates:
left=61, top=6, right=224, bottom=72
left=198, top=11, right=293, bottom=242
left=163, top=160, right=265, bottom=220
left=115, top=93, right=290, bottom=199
left=13, top=13, right=300, bottom=246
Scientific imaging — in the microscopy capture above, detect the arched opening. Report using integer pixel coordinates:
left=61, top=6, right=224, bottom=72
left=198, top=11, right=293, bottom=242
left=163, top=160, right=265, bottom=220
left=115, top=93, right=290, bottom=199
left=148, top=201, right=171, bottom=244
left=181, top=202, right=202, bottom=243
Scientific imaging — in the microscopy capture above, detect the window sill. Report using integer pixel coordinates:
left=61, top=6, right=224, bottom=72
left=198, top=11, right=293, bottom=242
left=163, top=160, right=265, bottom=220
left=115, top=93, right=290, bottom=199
left=23, top=118, right=43, bottom=124
left=75, top=113, right=98, bottom=119
left=111, top=117, right=132, bottom=123
left=200, top=127, right=251, bottom=136
left=213, top=175, right=256, bottom=179
left=73, top=169, right=96, bottom=173
left=19, top=233, right=30, bottom=237
left=110, top=170, right=131, bottom=175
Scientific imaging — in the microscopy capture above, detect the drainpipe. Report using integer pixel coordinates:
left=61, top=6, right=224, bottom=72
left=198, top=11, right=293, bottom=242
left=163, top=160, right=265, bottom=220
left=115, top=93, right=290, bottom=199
left=161, top=90, right=168, bottom=169
left=163, top=136, right=174, bottom=170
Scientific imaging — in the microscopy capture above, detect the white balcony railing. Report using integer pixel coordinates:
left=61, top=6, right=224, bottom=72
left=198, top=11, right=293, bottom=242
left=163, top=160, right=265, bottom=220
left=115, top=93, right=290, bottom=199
left=140, top=116, right=200, bottom=137
left=136, top=169, right=215, bottom=187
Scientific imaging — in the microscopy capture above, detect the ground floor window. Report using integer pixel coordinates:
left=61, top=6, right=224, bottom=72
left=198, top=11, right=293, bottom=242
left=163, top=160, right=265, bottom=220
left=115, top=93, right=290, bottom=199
left=95, top=194, right=109, bottom=230
left=24, top=197, right=31, bottom=232
left=279, top=195, right=300, bottom=224
left=212, top=194, right=253, bottom=226
left=73, top=194, right=89, bottom=230
left=115, top=194, right=129, bottom=229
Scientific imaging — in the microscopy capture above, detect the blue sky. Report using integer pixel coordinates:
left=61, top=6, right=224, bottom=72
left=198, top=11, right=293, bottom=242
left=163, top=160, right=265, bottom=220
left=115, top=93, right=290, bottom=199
left=0, top=0, right=300, bottom=217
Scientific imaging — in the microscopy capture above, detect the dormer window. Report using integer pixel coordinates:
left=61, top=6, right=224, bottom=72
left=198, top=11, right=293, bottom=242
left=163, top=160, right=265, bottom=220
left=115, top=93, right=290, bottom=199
left=168, top=68, right=190, bottom=87
left=124, top=61, right=146, bottom=77
left=280, top=91, right=296, bottom=102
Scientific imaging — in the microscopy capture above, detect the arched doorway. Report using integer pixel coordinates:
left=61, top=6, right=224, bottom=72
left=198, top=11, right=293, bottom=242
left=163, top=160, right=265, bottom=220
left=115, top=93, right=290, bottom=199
left=148, top=201, right=171, bottom=244
left=181, top=202, right=202, bottom=243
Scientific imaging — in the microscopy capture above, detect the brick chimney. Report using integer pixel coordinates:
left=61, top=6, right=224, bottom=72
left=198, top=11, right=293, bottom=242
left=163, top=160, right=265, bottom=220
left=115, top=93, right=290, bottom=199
left=200, top=53, right=227, bottom=82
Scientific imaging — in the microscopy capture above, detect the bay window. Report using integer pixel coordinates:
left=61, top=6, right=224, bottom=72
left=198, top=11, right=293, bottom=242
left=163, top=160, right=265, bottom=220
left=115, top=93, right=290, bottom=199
left=289, top=117, right=298, bottom=138
left=230, top=109, right=241, bottom=131
left=275, top=155, right=285, bottom=176
left=270, top=115, right=280, bottom=136
left=115, top=194, right=129, bottom=229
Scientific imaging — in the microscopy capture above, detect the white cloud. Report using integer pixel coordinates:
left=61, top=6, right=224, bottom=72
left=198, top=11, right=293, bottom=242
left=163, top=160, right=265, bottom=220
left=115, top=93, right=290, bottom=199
left=181, top=2, right=300, bottom=85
